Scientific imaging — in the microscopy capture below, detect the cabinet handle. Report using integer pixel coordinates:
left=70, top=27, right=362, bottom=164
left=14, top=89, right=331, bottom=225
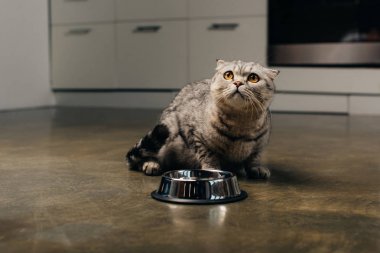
left=134, top=25, right=161, bottom=33
left=65, top=28, right=92, bottom=36
left=209, top=23, right=239, bottom=31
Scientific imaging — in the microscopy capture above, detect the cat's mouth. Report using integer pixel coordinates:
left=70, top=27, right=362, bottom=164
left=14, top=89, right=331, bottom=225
left=232, top=90, right=245, bottom=99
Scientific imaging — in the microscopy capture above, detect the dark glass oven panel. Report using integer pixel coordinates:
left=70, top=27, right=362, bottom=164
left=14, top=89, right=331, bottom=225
left=269, top=0, right=380, bottom=44
left=357, top=0, right=380, bottom=42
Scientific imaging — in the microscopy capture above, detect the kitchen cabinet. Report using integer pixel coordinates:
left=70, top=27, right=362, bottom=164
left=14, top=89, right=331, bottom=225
left=51, top=0, right=115, bottom=88
left=50, top=0, right=379, bottom=114
left=189, top=17, right=267, bottom=80
left=117, top=21, right=187, bottom=88
left=115, top=0, right=187, bottom=20
left=51, top=0, right=114, bottom=24
left=189, top=0, right=267, bottom=18
left=51, top=24, right=115, bottom=88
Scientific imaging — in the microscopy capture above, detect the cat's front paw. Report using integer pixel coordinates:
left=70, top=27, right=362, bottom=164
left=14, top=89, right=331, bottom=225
left=142, top=161, right=161, bottom=176
left=246, top=166, right=271, bottom=180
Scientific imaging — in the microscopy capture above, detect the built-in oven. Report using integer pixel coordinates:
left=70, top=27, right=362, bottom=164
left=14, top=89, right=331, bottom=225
left=268, top=0, right=380, bottom=67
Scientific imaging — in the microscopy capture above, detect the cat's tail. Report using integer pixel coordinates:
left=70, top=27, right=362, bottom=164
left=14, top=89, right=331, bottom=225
left=126, top=124, right=170, bottom=171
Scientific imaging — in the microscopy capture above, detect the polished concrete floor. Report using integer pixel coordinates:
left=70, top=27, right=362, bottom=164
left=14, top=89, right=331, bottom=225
left=0, top=108, right=379, bottom=253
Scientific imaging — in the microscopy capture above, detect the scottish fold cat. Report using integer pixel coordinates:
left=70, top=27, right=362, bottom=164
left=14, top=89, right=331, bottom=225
left=127, top=60, right=279, bottom=179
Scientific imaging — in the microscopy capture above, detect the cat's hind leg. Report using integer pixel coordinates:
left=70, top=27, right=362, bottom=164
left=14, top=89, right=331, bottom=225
left=141, top=161, right=161, bottom=176
left=126, top=124, right=169, bottom=175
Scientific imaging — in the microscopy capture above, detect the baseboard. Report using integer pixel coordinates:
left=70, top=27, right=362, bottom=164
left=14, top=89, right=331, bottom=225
left=0, top=106, right=55, bottom=113
left=54, top=91, right=177, bottom=109
left=271, top=93, right=348, bottom=114
left=53, top=90, right=380, bottom=115
left=349, top=95, right=380, bottom=115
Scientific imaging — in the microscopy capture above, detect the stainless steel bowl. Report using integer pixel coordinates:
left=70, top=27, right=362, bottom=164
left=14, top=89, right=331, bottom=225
left=151, top=169, right=247, bottom=204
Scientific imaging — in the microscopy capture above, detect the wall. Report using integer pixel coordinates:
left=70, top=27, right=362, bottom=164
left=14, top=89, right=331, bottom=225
left=0, top=0, right=54, bottom=111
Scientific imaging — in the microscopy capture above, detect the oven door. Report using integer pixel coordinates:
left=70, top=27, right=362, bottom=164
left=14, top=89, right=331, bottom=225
left=268, top=0, right=380, bottom=66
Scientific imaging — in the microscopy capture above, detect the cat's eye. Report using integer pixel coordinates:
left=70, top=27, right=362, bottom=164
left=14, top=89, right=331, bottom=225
left=223, top=71, right=234, bottom=80
left=247, top=73, right=260, bottom=83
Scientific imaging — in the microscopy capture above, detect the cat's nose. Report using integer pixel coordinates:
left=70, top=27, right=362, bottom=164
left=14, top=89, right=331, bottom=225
left=234, top=81, right=243, bottom=88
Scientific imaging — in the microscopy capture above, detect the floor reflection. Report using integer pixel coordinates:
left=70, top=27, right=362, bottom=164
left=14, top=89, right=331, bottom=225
left=167, top=204, right=228, bottom=227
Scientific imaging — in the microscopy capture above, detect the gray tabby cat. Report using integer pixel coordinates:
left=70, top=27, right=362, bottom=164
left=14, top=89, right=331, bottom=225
left=126, top=60, right=279, bottom=179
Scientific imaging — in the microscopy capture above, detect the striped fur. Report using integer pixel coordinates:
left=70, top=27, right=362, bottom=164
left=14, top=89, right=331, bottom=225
left=126, top=60, right=279, bottom=179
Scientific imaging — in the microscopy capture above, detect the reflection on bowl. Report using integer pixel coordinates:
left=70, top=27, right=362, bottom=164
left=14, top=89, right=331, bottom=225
left=151, top=169, right=247, bottom=204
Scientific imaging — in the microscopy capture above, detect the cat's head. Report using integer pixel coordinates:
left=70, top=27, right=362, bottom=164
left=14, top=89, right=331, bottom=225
left=210, top=60, right=279, bottom=113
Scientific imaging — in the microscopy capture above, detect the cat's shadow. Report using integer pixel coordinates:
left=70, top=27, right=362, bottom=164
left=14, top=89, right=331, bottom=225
left=238, top=162, right=326, bottom=187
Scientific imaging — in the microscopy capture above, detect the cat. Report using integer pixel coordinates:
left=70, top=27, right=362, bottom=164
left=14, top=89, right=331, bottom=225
left=126, top=60, right=279, bottom=179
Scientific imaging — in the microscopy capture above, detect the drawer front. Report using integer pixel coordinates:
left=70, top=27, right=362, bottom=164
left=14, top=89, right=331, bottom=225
left=52, top=24, right=115, bottom=88
left=51, top=0, right=114, bottom=24
left=271, top=94, right=348, bottom=113
left=189, top=0, right=267, bottom=18
left=116, top=21, right=187, bottom=89
left=189, top=17, right=267, bottom=81
left=116, top=0, right=187, bottom=20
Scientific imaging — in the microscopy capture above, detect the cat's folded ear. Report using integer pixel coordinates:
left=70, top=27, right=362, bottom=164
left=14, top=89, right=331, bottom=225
left=216, top=59, right=225, bottom=70
left=264, top=68, right=280, bottom=80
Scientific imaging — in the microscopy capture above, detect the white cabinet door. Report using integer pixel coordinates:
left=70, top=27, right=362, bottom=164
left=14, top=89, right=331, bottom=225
left=116, top=0, right=187, bottom=20
left=51, top=0, right=115, bottom=24
left=189, top=0, right=267, bottom=18
left=189, top=17, right=267, bottom=81
left=52, top=24, right=115, bottom=88
left=116, top=21, right=187, bottom=89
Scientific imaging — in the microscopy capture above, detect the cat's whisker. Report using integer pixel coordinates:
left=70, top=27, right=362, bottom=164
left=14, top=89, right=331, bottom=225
left=216, top=97, right=224, bottom=104
left=253, top=91, right=266, bottom=104
left=246, top=90, right=265, bottom=115
left=253, top=96, right=265, bottom=113
left=244, top=90, right=255, bottom=103
left=214, top=90, right=228, bottom=105
left=242, top=95, right=252, bottom=117
left=247, top=94, right=259, bottom=117
left=247, top=97, right=257, bottom=120
left=248, top=90, right=265, bottom=111
left=241, top=91, right=256, bottom=119
left=252, top=97, right=261, bottom=116
left=255, top=98, right=265, bottom=113
left=222, top=88, right=234, bottom=99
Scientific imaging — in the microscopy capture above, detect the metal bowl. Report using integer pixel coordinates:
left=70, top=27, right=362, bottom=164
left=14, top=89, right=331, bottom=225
left=151, top=169, right=247, bottom=204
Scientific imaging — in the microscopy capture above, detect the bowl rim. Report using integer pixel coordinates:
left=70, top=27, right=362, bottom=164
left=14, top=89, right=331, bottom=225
left=161, top=169, right=235, bottom=182
left=151, top=190, right=248, bottom=205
